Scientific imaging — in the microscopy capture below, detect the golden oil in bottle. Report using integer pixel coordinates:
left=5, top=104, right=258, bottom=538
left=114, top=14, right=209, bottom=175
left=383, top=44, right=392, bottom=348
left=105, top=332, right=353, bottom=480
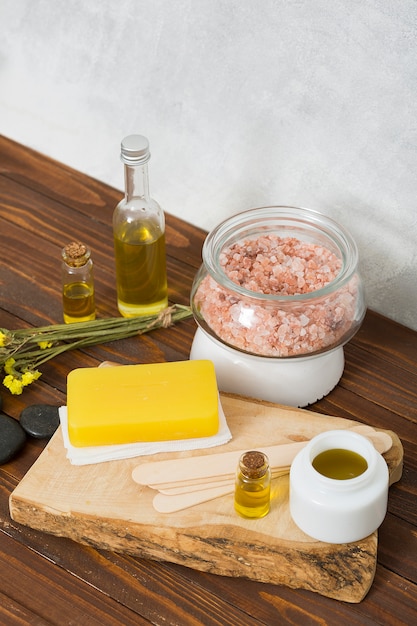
left=62, top=242, right=96, bottom=323
left=234, top=450, right=271, bottom=518
left=113, top=135, right=168, bottom=318
left=114, top=220, right=168, bottom=317
left=312, top=448, right=368, bottom=480
left=63, top=282, right=95, bottom=323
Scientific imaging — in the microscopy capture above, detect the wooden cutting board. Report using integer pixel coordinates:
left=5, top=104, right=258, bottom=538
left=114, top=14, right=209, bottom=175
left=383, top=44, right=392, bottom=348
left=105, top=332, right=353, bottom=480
left=9, top=393, right=403, bottom=603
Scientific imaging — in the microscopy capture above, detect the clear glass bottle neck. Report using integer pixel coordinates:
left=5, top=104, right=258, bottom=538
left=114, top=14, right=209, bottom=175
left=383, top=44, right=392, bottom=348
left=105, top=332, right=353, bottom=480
left=124, top=162, right=150, bottom=202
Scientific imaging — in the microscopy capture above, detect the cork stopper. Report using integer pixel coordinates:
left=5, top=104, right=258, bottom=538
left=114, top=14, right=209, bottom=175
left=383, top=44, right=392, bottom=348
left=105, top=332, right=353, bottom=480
left=62, top=242, right=90, bottom=267
left=239, top=450, right=269, bottom=479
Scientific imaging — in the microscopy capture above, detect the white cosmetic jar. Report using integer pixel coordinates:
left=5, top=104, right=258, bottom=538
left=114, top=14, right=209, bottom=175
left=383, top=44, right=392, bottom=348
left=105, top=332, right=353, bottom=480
left=289, top=429, right=389, bottom=544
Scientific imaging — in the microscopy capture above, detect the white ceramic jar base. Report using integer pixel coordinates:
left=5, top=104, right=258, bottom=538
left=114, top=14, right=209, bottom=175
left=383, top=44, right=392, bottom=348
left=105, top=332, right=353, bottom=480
left=190, top=328, right=345, bottom=407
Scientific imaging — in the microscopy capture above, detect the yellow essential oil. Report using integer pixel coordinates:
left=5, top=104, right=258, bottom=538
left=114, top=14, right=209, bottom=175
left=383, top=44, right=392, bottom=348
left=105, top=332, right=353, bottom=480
left=114, top=222, right=168, bottom=317
left=63, top=282, right=95, bottom=323
left=113, top=135, right=169, bottom=318
left=234, top=451, right=271, bottom=519
left=62, top=242, right=96, bottom=324
left=312, top=448, right=368, bottom=480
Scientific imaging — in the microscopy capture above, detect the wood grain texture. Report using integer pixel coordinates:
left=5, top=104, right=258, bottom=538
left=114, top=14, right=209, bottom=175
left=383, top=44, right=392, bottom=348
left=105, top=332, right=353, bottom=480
left=1, top=134, right=416, bottom=624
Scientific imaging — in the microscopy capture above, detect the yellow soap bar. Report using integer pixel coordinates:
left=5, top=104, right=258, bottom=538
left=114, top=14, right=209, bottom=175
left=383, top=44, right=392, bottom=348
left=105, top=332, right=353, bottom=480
left=66, top=360, right=219, bottom=447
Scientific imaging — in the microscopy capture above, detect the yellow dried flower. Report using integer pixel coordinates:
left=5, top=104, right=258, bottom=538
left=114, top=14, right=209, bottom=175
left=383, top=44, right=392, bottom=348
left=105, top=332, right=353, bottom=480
left=38, top=341, right=53, bottom=349
left=3, top=374, right=24, bottom=395
left=4, top=358, right=16, bottom=374
left=21, top=370, right=42, bottom=385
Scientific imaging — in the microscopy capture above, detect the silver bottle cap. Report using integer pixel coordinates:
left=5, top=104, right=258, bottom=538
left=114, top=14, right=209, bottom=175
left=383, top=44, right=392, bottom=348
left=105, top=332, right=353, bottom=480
left=120, top=135, right=150, bottom=165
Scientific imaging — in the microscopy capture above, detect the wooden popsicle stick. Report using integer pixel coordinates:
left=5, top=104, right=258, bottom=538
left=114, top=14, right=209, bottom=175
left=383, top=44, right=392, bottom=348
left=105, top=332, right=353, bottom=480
left=354, top=430, right=392, bottom=453
left=156, top=479, right=233, bottom=495
left=133, top=441, right=307, bottom=487
left=132, top=429, right=392, bottom=488
left=147, top=466, right=289, bottom=490
left=147, top=475, right=239, bottom=490
left=154, top=469, right=289, bottom=495
left=99, top=361, right=123, bottom=367
left=153, top=484, right=235, bottom=513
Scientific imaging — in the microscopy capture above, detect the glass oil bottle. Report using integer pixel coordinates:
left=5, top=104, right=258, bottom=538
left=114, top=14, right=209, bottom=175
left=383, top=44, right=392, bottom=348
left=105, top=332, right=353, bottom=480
left=234, top=450, right=271, bottom=518
left=113, top=134, right=168, bottom=317
left=62, top=241, right=96, bottom=323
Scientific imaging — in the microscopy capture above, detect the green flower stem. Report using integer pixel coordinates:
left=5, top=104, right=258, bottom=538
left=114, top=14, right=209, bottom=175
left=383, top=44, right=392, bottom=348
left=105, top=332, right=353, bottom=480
left=0, top=304, right=193, bottom=394
left=13, top=305, right=191, bottom=339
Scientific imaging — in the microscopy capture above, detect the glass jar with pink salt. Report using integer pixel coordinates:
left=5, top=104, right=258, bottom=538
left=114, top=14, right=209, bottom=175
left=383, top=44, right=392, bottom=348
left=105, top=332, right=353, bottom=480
left=190, top=206, right=366, bottom=407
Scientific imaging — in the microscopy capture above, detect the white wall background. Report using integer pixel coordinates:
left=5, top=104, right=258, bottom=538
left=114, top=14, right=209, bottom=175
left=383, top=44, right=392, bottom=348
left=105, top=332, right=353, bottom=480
left=1, top=0, right=416, bottom=330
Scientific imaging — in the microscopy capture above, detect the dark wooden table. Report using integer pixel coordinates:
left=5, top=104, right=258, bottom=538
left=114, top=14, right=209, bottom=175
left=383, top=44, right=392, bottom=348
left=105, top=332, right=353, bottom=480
left=0, top=134, right=416, bottom=625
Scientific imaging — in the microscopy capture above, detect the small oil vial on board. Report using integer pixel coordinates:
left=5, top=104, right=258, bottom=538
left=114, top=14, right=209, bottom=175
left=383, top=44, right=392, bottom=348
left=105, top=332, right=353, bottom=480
left=62, top=241, right=96, bottom=323
left=234, top=450, right=271, bottom=519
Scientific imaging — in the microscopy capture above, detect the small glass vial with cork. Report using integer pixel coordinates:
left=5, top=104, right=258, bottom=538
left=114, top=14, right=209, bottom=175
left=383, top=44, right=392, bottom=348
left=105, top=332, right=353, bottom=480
left=113, top=134, right=168, bottom=317
left=62, top=241, right=96, bottom=323
left=234, top=450, right=271, bottom=518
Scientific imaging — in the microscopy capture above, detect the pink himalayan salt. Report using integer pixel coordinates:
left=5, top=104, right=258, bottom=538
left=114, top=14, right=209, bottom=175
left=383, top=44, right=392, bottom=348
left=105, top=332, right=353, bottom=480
left=194, top=235, right=358, bottom=357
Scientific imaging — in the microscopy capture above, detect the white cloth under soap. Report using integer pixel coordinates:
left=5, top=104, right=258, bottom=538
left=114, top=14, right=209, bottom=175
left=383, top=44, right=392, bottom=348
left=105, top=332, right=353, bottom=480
left=59, top=399, right=232, bottom=466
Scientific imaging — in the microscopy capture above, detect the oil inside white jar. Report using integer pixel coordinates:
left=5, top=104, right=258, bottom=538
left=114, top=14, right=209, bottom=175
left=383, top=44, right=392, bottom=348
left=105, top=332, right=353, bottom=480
left=312, top=448, right=368, bottom=480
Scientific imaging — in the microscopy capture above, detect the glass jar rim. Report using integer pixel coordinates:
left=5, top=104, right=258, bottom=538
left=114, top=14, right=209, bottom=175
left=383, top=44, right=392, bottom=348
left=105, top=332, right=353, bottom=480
left=202, top=205, right=359, bottom=303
